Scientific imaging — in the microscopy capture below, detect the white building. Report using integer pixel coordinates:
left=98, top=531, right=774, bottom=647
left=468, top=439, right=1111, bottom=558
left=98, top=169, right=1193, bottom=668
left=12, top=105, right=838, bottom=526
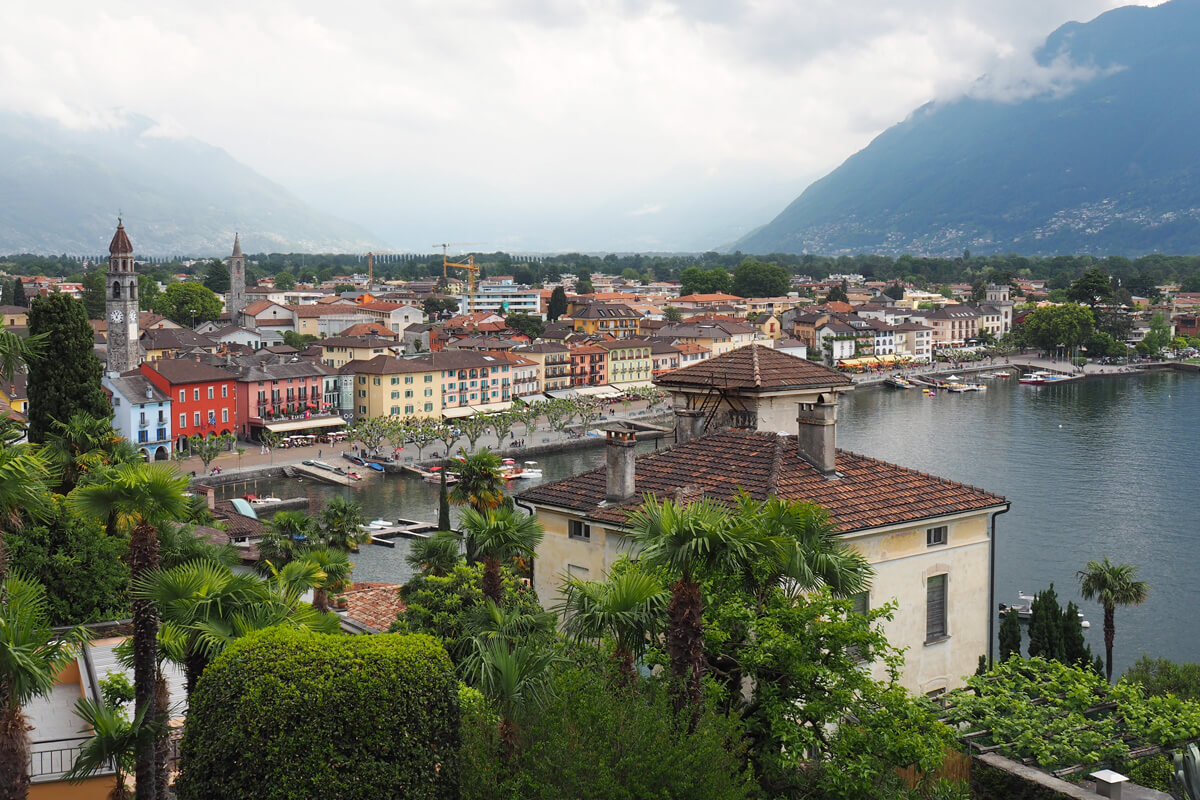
left=459, top=278, right=542, bottom=318
left=104, top=371, right=172, bottom=461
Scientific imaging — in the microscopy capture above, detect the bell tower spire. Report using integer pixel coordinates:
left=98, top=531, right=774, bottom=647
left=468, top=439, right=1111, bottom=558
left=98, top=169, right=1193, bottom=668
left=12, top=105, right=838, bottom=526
left=105, top=218, right=141, bottom=373
left=227, top=232, right=247, bottom=320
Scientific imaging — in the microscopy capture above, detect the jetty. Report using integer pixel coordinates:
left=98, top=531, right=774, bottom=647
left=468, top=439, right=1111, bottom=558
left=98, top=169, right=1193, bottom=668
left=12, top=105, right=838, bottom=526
left=363, top=518, right=440, bottom=548
left=288, top=462, right=374, bottom=487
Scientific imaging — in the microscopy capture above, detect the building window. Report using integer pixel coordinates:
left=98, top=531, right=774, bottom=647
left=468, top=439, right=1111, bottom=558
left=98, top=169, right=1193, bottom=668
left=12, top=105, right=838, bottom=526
left=850, top=591, right=869, bottom=616
left=221, top=385, right=228, bottom=398
left=567, top=564, right=590, bottom=578
left=178, top=390, right=185, bottom=402
left=926, top=526, right=947, bottom=547
left=179, top=413, right=186, bottom=428
left=373, top=377, right=381, bottom=385
left=391, top=377, right=400, bottom=384
left=568, top=520, right=591, bottom=541
left=424, top=403, right=433, bottom=412
left=221, top=408, right=228, bottom=423
left=193, top=412, right=201, bottom=427
left=405, top=390, right=413, bottom=398
left=193, top=388, right=200, bottom=401
left=405, top=376, right=413, bottom=384
left=424, top=375, right=432, bottom=382
left=206, top=387, right=213, bottom=400
left=405, top=405, right=414, bottom=414
left=926, top=574, right=947, bottom=642
left=359, top=405, right=367, bottom=414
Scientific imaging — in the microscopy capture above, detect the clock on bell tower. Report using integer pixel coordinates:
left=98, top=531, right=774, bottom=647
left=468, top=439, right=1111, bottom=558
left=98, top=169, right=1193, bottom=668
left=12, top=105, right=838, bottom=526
left=105, top=219, right=141, bottom=374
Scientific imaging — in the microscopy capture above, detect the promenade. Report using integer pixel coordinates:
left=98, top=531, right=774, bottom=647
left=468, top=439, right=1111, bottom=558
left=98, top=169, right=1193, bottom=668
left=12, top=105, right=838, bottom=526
left=172, top=396, right=672, bottom=480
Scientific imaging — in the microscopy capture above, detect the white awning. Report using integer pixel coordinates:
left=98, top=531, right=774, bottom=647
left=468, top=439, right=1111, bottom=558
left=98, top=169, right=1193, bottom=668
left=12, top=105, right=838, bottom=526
left=545, top=388, right=579, bottom=399
left=264, top=416, right=346, bottom=433
left=574, top=386, right=609, bottom=397
left=591, top=386, right=625, bottom=398
left=471, top=401, right=513, bottom=415
left=442, top=406, right=475, bottom=419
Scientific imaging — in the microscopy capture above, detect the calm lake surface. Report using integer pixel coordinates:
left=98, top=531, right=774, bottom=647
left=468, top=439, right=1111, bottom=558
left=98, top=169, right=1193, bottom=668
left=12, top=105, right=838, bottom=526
left=242, top=370, right=1199, bottom=676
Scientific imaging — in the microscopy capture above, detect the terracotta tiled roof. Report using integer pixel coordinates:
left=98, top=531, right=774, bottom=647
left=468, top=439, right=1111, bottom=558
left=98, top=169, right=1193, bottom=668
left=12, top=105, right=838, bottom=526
left=518, top=429, right=1006, bottom=533
left=339, top=323, right=397, bottom=338
left=675, top=292, right=742, bottom=303
left=343, top=582, right=405, bottom=633
left=109, top=222, right=133, bottom=255
left=655, top=343, right=849, bottom=392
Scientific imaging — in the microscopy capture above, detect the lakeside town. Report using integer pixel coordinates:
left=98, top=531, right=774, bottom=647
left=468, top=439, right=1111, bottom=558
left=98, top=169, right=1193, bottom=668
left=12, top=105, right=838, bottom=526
left=2, top=223, right=1199, bottom=800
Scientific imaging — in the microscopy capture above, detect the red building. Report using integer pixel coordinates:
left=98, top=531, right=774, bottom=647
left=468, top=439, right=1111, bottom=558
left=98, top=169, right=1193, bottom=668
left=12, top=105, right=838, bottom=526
left=141, top=358, right=238, bottom=448
left=234, top=361, right=333, bottom=440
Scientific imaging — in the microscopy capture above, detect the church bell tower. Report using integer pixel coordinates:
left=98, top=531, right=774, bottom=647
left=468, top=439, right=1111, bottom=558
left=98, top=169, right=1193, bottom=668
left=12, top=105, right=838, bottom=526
left=227, top=233, right=247, bottom=320
left=105, top=219, right=141, bottom=373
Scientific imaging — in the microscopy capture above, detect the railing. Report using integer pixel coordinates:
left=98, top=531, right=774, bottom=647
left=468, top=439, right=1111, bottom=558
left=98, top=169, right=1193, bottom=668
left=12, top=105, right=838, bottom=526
left=29, top=737, right=113, bottom=782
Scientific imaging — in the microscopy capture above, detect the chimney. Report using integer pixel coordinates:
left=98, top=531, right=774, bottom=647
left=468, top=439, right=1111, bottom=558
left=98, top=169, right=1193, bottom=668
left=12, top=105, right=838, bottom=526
left=604, top=423, right=637, bottom=501
left=674, top=409, right=706, bottom=444
left=796, top=394, right=839, bottom=477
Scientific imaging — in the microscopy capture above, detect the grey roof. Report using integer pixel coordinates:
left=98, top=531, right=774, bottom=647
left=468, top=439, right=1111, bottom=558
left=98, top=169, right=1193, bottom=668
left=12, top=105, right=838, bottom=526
left=572, top=303, right=638, bottom=319
left=237, top=361, right=330, bottom=382
left=141, top=327, right=217, bottom=350
left=108, top=372, right=169, bottom=404
left=144, top=358, right=238, bottom=384
left=659, top=320, right=757, bottom=338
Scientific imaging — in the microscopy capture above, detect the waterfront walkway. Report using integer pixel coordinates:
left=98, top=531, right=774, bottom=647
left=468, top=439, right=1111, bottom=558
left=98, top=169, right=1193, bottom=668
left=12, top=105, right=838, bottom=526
left=852, top=355, right=1164, bottom=386
left=172, top=397, right=672, bottom=481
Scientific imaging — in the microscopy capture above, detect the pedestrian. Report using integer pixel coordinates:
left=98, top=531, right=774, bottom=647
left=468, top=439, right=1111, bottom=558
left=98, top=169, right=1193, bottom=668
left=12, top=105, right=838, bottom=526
left=318, top=448, right=322, bottom=458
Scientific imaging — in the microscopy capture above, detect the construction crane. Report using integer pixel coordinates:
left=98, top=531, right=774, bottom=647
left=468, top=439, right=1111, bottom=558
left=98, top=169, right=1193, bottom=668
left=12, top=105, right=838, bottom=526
left=362, top=251, right=394, bottom=288
left=432, top=242, right=484, bottom=311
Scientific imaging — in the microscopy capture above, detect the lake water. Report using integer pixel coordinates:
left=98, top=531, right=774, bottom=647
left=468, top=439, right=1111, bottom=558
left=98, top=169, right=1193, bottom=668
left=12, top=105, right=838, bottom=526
left=239, top=371, right=1199, bottom=676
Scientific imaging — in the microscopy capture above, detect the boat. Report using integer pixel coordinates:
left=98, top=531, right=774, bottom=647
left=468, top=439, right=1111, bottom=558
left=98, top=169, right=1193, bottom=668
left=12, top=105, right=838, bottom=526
left=367, top=462, right=386, bottom=472
left=368, top=519, right=393, bottom=529
left=311, top=460, right=335, bottom=471
left=344, top=454, right=366, bottom=466
left=347, top=471, right=363, bottom=481
left=423, top=466, right=459, bottom=484
left=999, top=592, right=1090, bottom=628
left=247, top=495, right=283, bottom=506
left=1018, top=371, right=1048, bottom=385
left=884, top=376, right=914, bottom=389
left=516, top=460, right=543, bottom=479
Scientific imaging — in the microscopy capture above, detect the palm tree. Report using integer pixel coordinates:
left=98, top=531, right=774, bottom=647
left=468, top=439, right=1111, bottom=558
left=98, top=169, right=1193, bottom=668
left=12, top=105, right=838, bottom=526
left=318, top=496, right=368, bottom=552
left=449, top=449, right=505, bottom=512
left=466, top=597, right=556, bottom=651
left=63, top=697, right=152, bottom=800
left=461, top=637, right=557, bottom=759
left=44, top=411, right=130, bottom=492
left=405, top=531, right=462, bottom=577
left=557, top=563, right=669, bottom=680
left=302, top=547, right=351, bottom=613
left=0, top=572, right=89, bottom=800
left=459, top=507, right=544, bottom=605
left=1077, top=557, right=1150, bottom=682
left=138, top=557, right=339, bottom=699
left=0, top=442, right=55, bottom=579
left=255, top=510, right=316, bottom=572
left=68, top=462, right=189, bottom=800
left=0, top=329, right=43, bottom=385
left=735, top=493, right=873, bottom=601
left=626, top=496, right=763, bottom=711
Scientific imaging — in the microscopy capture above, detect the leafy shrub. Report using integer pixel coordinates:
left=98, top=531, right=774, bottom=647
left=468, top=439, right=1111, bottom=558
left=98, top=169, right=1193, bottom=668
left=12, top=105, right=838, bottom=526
left=1126, top=753, right=1173, bottom=792
left=1124, top=656, right=1200, bottom=703
left=459, top=653, right=753, bottom=800
left=175, top=628, right=460, bottom=800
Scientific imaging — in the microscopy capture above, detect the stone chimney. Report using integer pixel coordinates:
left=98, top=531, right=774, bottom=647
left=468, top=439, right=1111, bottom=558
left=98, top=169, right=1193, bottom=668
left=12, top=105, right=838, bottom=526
left=796, top=394, right=839, bottom=476
left=674, top=409, right=706, bottom=444
left=604, top=423, right=637, bottom=501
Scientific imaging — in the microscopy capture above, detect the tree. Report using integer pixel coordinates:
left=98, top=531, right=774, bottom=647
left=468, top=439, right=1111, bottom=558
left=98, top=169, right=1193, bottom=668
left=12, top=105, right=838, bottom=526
left=0, top=573, right=90, bottom=800
left=294, top=547, right=350, bottom=614
left=26, top=292, right=110, bottom=443
left=1067, top=268, right=1114, bottom=307
left=157, top=282, right=222, bottom=327
left=63, top=694, right=146, bottom=800
left=202, top=260, right=230, bottom=294
left=1018, top=303, right=1094, bottom=354
left=423, top=297, right=459, bottom=319
left=883, top=283, right=905, bottom=301
left=255, top=510, right=316, bottom=571
left=557, top=561, right=669, bottom=680
left=998, top=608, right=1022, bottom=662
left=44, top=411, right=129, bottom=493
left=663, top=305, right=683, bottom=322
left=461, top=637, right=557, bottom=759
left=459, top=506, right=544, bottom=605
left=1142, top=312, right=1172, bottom=356
left=317, top=496, right=367, bottom=552
left=438, top=468, right=452, bottom=530
left=730, top=259, right=789, bottom=298
left=449, top=449, right=505, bottom=512
left=625, top=497, right=760, bottom=712
left=11, top=278, right=25, bottom=308
left=457, top=416, right=493, bottom=452
left=175, top=629, right=461, bottom=800
left=6, top=494, right=129, bottom=626
left=187, top=432, right=232, bottom=473
left=505, top=312, right=544, bottom=340
left=826, top=281, right=849, bottom=303
left=68, top=462, right=190, bottom=799
left=1077, top=557, right=1150, bottom=682
left=547, top=286, right=568, bottom=322
left=138, top=274, right=160, bottom=312
left=1026, top=584, right=1065, bottom=662
left=81, top=270, right=106, bottom=319
left=280, top=330, right=317, bottom=350
left=273, top=271, right=295, bottom=291
left=406, top=531, right=462, bottom=578
left=0, top=439, right=56, bottom=579
left=489, top=410, right=517, bottom=449
left=1124, top=656, right=1200, bottom=703
left=679, top=267, right=731, bottom=296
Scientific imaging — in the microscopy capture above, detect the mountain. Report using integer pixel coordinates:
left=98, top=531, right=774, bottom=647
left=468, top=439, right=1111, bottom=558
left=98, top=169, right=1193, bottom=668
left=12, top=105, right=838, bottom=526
left=0, top=112, right=383, bottom=256
left=735, top=0, right=1200, bottom=257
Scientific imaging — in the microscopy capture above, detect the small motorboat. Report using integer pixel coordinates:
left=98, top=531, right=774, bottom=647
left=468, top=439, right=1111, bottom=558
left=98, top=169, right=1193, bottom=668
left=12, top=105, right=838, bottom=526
left=248, top=495, right=283, bottom=506
left=884, top=376, right=914, bottom=389
left=367, top=462, right=385, bottom=472
left=347, top=471, right=363, bottom=481
left=515, top=461, right=543, bottom=479
left=344, top=454, right=366, bottom=466
left=368, top=519, right=393, bottom=529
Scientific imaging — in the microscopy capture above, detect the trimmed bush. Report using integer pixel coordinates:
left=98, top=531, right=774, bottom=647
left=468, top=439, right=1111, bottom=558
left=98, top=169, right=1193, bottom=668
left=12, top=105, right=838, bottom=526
left=175, top=628, right=460, bottom=800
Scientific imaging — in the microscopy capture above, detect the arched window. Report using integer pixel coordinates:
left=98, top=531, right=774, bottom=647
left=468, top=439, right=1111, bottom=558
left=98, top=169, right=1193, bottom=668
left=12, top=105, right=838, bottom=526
left=130, top=280, right=137, bottom=299
left=112, top=281, right=121, bottom=299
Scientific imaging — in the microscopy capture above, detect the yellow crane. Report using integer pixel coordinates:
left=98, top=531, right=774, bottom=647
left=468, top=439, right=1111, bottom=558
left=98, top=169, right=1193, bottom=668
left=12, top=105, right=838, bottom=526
left=432, top=242, right=484, bottom=310
left=362, top=251, right=394, bottom=287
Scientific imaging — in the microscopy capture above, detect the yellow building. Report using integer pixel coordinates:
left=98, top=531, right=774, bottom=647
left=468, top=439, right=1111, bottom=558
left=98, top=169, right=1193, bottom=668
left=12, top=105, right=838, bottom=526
left=0, top=305, right=28, bottom=327
left=658, top=319, right=765, bottom=356
left=0, top=373, right=26, bottom=415
left=595, top=339, right=652, bottom=387
left=517, top=347, right=1009, bottom=696
left=347, top=355, right=442, bottom=419
left=571, top=303, right=641, bottom=338
left=321, top=336, right=403, bottom=369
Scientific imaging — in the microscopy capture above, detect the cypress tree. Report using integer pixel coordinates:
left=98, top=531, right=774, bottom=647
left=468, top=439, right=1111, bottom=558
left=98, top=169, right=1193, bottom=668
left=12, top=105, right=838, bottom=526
left=12, top=278, right=26, bottom=308
left=1061, top=601, right=1091, bottom=666
left=437, top=468, right=451, bottom=531
left=999, top=608, right=1022, bottom=661
left=1026, top=584, right=1066, bottom=662
left=548, top=286, right=567, bottom=322
left=26, top=293, right=110, bottom=443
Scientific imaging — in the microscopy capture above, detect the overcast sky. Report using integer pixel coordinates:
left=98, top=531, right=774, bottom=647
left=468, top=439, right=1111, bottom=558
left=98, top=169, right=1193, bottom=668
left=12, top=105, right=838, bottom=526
left=0, top=0, right=1166, bottom=253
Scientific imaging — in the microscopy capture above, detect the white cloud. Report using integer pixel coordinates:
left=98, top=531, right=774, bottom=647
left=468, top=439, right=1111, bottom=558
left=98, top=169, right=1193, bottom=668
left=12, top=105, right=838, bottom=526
left=0, top=0, right=1169, bottom=251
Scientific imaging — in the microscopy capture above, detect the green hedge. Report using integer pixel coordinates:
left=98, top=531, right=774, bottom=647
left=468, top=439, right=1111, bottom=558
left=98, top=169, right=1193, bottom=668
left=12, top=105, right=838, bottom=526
left=175, top=628, right=460, bottom=800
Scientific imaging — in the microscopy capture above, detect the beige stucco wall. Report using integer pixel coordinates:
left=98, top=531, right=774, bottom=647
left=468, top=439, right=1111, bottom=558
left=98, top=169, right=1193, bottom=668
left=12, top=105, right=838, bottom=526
left=532, top=504, right=996, bottom=696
